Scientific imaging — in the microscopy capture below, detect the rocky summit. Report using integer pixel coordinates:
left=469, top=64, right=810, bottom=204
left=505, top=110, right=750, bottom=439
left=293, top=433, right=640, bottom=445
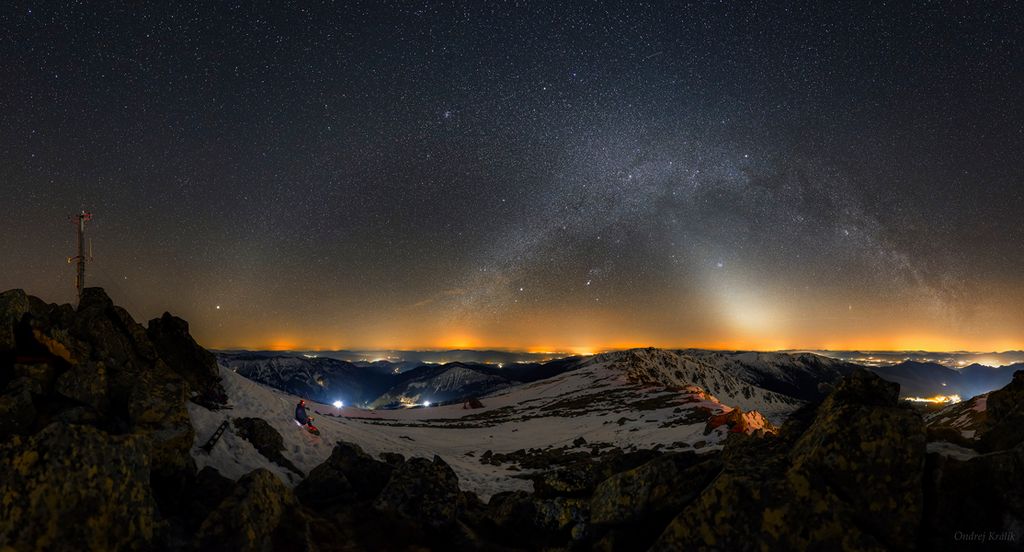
left=3, top=288, right=1024, bottom=550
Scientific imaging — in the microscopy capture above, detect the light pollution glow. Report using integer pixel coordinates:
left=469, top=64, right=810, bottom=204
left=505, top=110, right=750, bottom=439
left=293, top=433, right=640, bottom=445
left=194, top=299, right=1024, bottom=354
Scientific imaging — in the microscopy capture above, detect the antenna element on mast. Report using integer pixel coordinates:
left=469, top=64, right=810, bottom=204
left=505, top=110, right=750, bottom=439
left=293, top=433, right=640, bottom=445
left=66, top=211, right=93, bottom=303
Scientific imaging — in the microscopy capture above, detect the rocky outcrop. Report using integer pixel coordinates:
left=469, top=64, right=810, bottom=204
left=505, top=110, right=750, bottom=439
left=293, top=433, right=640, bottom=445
left=652, top=368, right=926, bottom=551
left=0, top=287, right=234, bottom=550
left=0, top=423, right=158, bottom=551
left=703, top=405, right=777, bottom=435
left=197, top=468, right=310, bottom=552
left=0, top=288, right=197, bottom=480
left=232, top=417, right=304, bottom=476
left=147, top=312, right=227, bottom=407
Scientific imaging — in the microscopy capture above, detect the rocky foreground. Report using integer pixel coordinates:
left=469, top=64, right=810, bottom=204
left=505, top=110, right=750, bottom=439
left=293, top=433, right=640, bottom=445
left=2, top=288, right=1023, bottom=551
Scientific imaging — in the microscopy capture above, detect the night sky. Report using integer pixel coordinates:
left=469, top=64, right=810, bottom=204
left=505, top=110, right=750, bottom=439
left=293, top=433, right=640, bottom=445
left=2, top=2, right=1022, bottom=352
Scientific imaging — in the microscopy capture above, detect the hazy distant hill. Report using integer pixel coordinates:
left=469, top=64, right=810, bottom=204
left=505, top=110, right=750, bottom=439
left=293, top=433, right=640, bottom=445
left=870, top=360, right=1021, bottom=399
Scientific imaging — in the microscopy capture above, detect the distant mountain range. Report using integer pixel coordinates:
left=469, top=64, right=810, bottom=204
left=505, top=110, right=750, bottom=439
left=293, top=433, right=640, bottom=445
left=216, top=351, right=585, bottom=408
left=870, top=361, right=1022, bottom=399
left=801, top=349, right=1024, bottom=368
left=219, top=348, right=1022, bottom=414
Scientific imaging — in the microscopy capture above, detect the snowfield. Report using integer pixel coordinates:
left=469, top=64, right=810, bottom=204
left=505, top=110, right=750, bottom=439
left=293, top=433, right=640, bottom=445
left=189, top=357, right=756, bottom=500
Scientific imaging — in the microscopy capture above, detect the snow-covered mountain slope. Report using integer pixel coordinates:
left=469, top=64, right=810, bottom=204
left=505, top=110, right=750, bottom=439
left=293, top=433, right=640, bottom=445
left=925, top=393, right=989, bottom=440
left=369, top=363, right=513, bottom=408
left=586, top=348, right=808, bottom=423
left=683, top=350, right=860, bottom=401
left=217, top=353, right=396, bottom=407
left=189, top=358, right=768, bottom=501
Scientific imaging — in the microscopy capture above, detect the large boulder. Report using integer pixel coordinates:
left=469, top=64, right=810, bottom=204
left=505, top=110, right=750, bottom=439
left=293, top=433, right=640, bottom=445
left=233, top=417, right=303, bottom=476
left=374, top=455, right=461, bottom=529
left=147, top=312, right=227, bottom=406
left=197, top=468, right=309, bottom=552
left=0, top=423, right=158, bottom=551
left=652, top=369, right=926, bottom=551
left=297, top=440, right=394, bottom=507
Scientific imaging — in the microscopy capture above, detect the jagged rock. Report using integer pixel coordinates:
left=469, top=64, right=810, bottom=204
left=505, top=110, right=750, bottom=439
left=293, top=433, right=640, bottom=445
left=703, top=406, right=776, bottom=435
left=197, top=468, right=309, bottom=552
left=590, top=451, right=720, bottom=526
left=0, top=423, right=158, bottom=551
left=0, top=288, right=29, bottom=353
left=573, top=436, right=587, bottom=447
left=233, top=417, right=304, bottom=476
left=147, top=312, right=227, bottom=406
left=920, top=373, right=1024, bottom=545
left=652, top=368, right=926, bottom=551
left=979, top=370, right=1024, bottom=451
left=374, top=455, right=461, bottom=529
left=298, top=440, right=393, bottom=507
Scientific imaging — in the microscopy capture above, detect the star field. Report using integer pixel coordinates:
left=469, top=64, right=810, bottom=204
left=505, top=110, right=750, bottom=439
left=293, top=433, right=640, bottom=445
left=1, top=2, right=1022, bottom=351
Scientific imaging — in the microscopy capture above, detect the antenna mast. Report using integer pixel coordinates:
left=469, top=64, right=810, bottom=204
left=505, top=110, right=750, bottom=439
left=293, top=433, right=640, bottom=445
left=66, top=210, right=93, bottom=302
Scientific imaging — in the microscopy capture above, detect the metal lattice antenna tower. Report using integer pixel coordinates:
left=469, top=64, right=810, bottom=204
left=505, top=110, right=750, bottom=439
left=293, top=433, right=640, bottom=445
left=66, top=211, right=93, bottom=302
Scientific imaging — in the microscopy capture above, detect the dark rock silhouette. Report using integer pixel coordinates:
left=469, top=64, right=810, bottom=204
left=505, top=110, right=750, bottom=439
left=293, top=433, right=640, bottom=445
left=374, top=455, right=462, bottom=529
left=147, top=312, right=228, bottom=407
left=297, top=440, right=394, bottom=506
left=232, top=417, right=304, bottom=477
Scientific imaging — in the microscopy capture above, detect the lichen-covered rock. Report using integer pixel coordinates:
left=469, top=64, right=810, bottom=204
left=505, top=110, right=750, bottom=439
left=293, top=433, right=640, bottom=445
left=489, top=491, right=591, bottom=546
left=652, top=369, right=926, bottom=551
left=0, top=380, right=36, bottom=438
left=197, top=468, right=307, bottom=552
left=0, top=423, right=158, bottom=552
left=530, top=448, right=663, bottom=499
left=233, top=417, right=303, bottom=476
left=126, top=359, right=194, bottom=478
left=147, top=312, right=227, bottom=406
left=54, top=360, right=108, bottom=410
left=374, top=455, right=460, bottom=529
left=590, top=451, right=720, bottom=526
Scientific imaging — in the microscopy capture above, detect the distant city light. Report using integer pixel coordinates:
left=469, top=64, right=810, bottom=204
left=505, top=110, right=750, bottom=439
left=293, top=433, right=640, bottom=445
left=332, top=400, right=343, bottom=408
left=903, top=394, right=961, bottom=404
